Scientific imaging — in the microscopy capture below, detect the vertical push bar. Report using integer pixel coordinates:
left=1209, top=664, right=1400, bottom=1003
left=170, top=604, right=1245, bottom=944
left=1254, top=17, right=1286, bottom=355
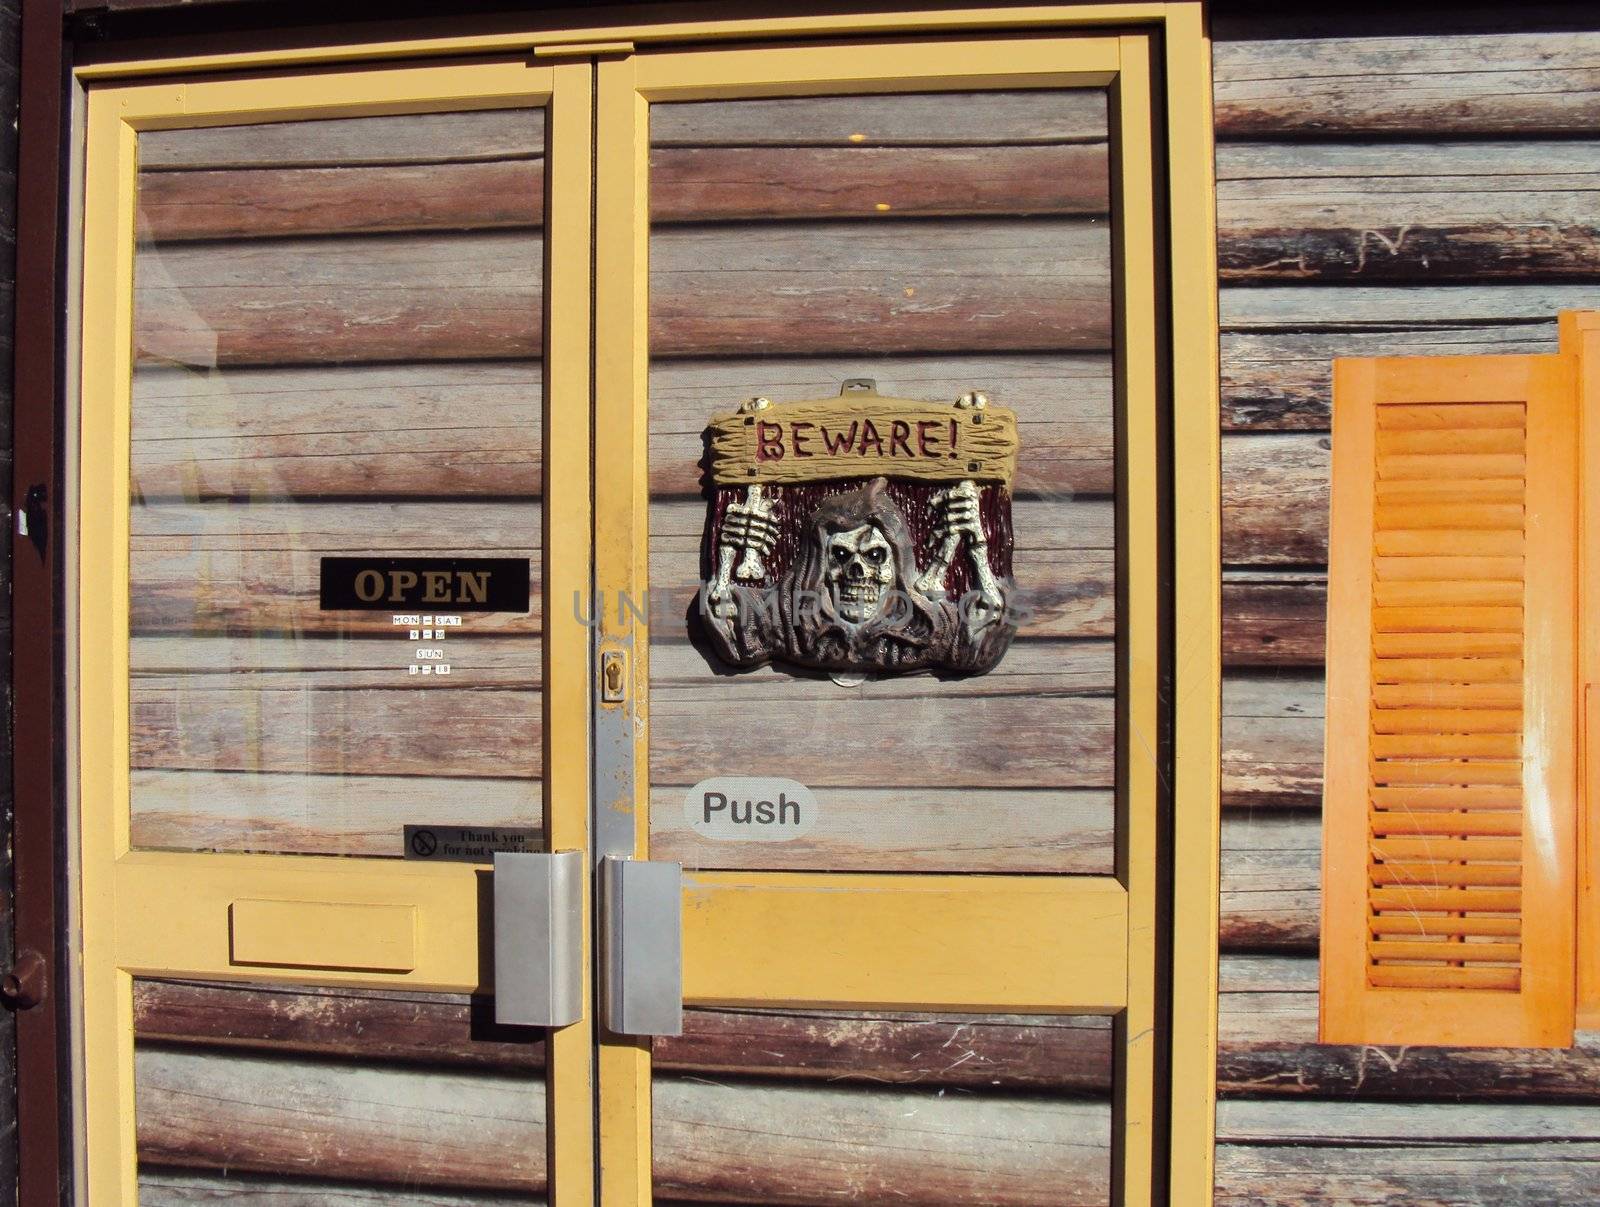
left=493, top=850, right=584, bottom=1027
left=600, top=856, right=683, bottom=1036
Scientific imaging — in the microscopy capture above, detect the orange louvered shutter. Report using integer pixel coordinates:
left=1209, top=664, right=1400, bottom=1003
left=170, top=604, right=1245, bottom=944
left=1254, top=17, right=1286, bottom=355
left=1322, top=352, right=1578, bottom=1048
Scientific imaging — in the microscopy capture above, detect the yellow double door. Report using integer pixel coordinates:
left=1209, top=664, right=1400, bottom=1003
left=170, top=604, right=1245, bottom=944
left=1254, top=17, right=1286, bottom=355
left=77, top=22, right=1213, bottom=1206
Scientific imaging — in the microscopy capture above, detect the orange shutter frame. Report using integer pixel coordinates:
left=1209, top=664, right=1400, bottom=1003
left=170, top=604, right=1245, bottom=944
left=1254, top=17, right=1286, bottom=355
left=1570, top=311, right=1600, bottom=1028
left=1322, top=351, right=1579, bottom=1048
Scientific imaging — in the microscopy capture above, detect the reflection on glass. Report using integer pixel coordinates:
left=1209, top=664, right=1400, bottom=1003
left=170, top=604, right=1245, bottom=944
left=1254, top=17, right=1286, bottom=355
left=134, top=977, right=546, bottom=1203
left=128, top=109, right=547, bottom=857
left=653, top=1006, right=1113, bottom=1205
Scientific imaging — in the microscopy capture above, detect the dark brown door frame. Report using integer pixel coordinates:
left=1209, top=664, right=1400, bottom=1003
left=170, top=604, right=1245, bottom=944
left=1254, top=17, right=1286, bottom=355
left=12, top=0, right=68, bottom=1202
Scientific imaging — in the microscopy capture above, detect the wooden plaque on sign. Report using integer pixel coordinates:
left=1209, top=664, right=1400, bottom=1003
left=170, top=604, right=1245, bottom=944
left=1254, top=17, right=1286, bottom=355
left=708, top=394, right=1019, bottom=488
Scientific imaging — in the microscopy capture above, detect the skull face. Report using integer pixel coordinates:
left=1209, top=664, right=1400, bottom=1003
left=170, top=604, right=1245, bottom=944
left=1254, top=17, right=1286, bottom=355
left=825, top=523, right=895, bottom=624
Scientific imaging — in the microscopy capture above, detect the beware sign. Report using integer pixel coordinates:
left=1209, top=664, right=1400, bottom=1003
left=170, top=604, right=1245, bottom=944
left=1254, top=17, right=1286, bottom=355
left=697, top=382, right=1021, bottom=678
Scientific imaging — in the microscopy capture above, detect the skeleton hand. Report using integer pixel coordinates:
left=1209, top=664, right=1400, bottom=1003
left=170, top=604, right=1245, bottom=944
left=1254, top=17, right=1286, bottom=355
left=723, top=502, right=777, bottom=569
left=915, top=480, right=985, bottom=597
left=932, top=480, right=985, bottom=549
left=722, top=491, right=779, bottom=574
left=709, top=486, right=780, bottom=619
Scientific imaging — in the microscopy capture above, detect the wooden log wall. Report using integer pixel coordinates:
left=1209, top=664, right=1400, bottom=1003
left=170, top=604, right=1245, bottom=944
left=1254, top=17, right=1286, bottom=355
left=1212, top=11, right=1600, bottom=1204
left=129, top=956, right=1600, bottom=1201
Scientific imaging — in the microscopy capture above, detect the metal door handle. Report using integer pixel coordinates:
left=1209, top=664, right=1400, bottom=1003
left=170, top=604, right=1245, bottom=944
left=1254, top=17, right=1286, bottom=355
left=493, top=850, right=583, bottom=1027
left=600, top=855, right=683, bottom=1037
left=492, top=851, right=681, bottom=1033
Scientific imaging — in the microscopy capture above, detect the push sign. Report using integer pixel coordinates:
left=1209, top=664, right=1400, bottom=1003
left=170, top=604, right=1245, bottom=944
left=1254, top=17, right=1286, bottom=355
left=685, top=777, right=818, bottom=841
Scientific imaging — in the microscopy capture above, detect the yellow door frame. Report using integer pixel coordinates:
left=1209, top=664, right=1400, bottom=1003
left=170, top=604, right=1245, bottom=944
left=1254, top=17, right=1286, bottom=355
left=75, top=58, right=596, bottom=1205
left=591, top=18, right=1216, bottom=1207
left=73, top=5, right=1220, bottom=1204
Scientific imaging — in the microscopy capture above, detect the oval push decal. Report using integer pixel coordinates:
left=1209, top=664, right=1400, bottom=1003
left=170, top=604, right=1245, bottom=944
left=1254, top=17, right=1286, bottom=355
left=684, top=777, right=817, bottom=841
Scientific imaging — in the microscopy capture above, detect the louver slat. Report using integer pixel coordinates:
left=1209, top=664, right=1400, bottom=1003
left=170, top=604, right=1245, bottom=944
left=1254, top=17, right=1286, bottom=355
left=1322, top=354, right=1577, bottom=1049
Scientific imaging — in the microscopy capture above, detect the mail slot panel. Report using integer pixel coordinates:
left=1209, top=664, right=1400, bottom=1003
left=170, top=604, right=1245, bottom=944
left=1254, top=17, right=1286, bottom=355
left=126, top=106, right=547, bottom=861
left=229, top=899, right=416, bottom=973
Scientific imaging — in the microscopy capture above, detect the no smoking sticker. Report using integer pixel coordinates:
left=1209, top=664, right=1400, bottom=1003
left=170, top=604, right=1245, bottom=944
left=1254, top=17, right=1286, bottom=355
left=402, top=824, right=540, bottom=862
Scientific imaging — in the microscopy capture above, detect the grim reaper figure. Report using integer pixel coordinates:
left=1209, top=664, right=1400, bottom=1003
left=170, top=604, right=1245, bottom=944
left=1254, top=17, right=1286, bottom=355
left=699, top=476, right=1016, bottom=675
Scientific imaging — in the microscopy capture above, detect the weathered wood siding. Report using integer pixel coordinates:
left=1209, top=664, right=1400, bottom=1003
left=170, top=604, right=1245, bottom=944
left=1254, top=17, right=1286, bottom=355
left=1213, top=11, right=1600, bottom=1204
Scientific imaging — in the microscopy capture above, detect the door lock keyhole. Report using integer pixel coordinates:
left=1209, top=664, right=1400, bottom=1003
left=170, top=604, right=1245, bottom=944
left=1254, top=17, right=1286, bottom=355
left=601, top=650, right=627, bottom=703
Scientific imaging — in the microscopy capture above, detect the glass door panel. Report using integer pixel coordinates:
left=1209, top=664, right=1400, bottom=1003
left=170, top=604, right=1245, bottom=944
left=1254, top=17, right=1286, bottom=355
left=133, top=977, right=547, bottom=1203
left=641, top=84, right=1118, bottom=1203
left=129, top=107, right=545, bottom=858
left=653, top=1006, right=1112, bottom=1205
left=644, top=88, right=1115, bottom=877
left=79, top=60, right=594, bottom=1206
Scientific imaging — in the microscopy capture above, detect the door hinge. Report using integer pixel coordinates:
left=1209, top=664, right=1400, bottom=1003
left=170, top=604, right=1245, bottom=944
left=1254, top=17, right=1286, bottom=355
left=1, top=949, right=47, bottom=1010
left=15, top=484, right=46, bottom=558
